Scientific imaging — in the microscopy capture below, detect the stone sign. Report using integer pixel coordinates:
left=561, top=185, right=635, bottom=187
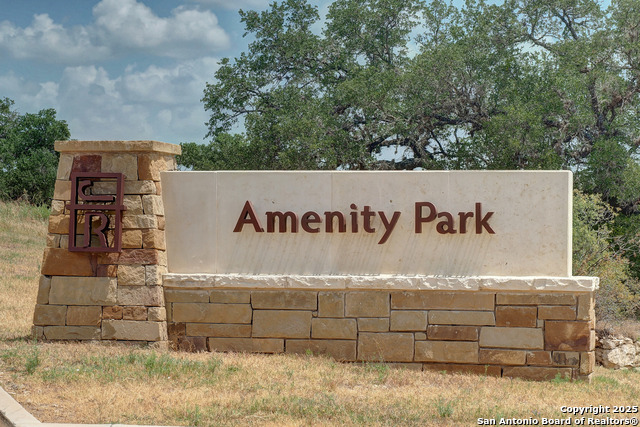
left=33, top=141, right=598, bottom=382
left=162, top=171, right=572, bottom=276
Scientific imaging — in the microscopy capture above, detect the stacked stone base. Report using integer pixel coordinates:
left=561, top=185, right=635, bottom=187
left=33, top=141, right=180, bottom=344
left=164, top=275, right=597, bottom=381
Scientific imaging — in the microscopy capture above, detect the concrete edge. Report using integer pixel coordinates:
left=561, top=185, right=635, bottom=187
left=0, top=386, right=40, bottom=426
left=163, top=274, right=600, bottom=292
left=1, top=386, right=180, bottom=427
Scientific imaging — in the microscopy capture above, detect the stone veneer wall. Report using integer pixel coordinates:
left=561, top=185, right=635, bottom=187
left=164, top=279, right=597, bottom=381
left=33, top=140, right=181, bottom=344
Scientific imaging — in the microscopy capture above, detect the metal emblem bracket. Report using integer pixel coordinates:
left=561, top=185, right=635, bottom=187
left=67, top=172, right=126, bottom=253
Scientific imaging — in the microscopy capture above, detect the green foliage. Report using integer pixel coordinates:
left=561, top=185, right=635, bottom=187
left=198, top=0, right=640, bottom=191
left=573, top=190, right=640, bottom=320
left=0, top=98, right=70, bottom=205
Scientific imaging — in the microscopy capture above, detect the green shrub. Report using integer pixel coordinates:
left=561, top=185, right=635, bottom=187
left=573, top=190, right=640, bottom=320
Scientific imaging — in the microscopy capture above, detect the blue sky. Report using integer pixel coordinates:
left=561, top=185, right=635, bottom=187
left=0, top=0, right=332, bottom=144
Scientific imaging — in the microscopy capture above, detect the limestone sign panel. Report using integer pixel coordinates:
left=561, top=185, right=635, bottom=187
left=162, top=171, right=572, bottom=276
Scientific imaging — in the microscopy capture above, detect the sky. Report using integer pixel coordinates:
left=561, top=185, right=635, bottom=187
left=0, top=0, right=332, bottom=144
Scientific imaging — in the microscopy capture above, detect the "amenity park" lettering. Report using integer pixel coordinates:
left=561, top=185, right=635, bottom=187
left=233, top=201, right=495, bottom=244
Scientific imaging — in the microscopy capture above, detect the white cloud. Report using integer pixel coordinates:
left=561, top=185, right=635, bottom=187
left=187, top=0, right=271, bottom=10
left=0, top=72, right=60, bottom=112
left=0, top=0, right=230, bottom=64
left=93, top=0, right=229, bottom=58
left=46, top=57, right=220, bottom=143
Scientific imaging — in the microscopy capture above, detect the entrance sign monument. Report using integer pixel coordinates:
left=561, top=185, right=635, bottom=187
left=33, top=141, right=598, bottom=381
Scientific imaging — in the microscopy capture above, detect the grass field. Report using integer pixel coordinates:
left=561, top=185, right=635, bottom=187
left=1, top=200, right=640, bottom=426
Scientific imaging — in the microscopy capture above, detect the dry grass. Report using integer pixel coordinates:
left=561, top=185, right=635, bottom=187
left=1, top=199, right=640, bottom=426
left=0, top=201, right=48, bottom=340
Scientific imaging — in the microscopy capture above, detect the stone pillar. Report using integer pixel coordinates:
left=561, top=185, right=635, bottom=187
left=33, top=140, right=181, bottom=345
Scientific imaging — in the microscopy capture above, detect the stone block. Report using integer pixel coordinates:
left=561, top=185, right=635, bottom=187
left=51, top=200, right=66, bottom=215
left=142, top=195, right=164, bottom=215
left=32, top=326, right=45, bottom=341
left=415, top=332, right=427, bottom=340
left=545, top=321, right=591, bottom=351
left=415, top=341, right=478, bottom=363
left=345, top=292, right=389, bottom=317
left=390, top=311, right=427, bottom=331
left=427, top=325, right=479, bottom=341
left=210, top=290, right=250, bottom=304
left=552, top=351, right=580, bottom=366
left=44, top=326, right=101, bottom=340
left=538, top=294, right=576, bottom=305
left=157, top=215, right=165, bottom=230
left=538, top=306, right=576, bottom=320
left=117, top=264, right=145, bottom=286
left=117, top=286, right=163, bottom=306
left=46, top=233, right=61, bottom=248
left=358, top=333, right=414, bottom=362
left=96, top=264, right=117, bottom=277
left=49, top=277, right=117, bottom=305
left=479, top=349, right=526, bottom=365
left=318, top=292, right=344, bottom=317
left=59, top=235, right=69, bottom=249
left=102, top=320, right=167, bottom=341
left=122, top=229, right=144, bottom=249
left=93, top=180, right=156, bottom=195
left=142, top=229, right=165, bottom=249
left=33, top=304, right=66, bottom=326
left=145, top=264, right=167, bottom=286
left=122, top=195, right=143, bottom=215
left=503, top=366, right=572, bottom=381
left=71, top=154, right=102, bottom=173
left=57, top=153, right=73, bottom=180
left=253, top=310, right=312, bottom=338
left=147, top=307, right=166, bottom=321
left=36, top=275, right=51, bottom=304
left=186, top=323, right=252, bottom=337
left=173, top=303, right=252, bottom=324
left=48, top=215, right=70, bottom=234
left=138, top=153, right=170, bottom=181
left=122, top=214, right=158, bottom=229
left=208, top=338, right=284, bottom=353
left=123, top=306, right=148, bottom=321
left=495, top=293, right=536, bottom=305
left=42, top=248, right=94, bottom=276
left=357, top=318, right=389, bottom=332
left=479, top=327, right=544, bottom=349
left=66, top=306, right=102, bottom=326
left=176, top=336, right=208, bottom=352
left=155, top=181, right=162, bottom=195
left=53, top=180, right=71, bottom=200
left=165, top=289, right=210, bottom=303
left=391, top=291, right=494, bottom=310
left=99, top=249, right=159, bottom=265
left=495, top=306, right=537, bottom=327
left=577, top=294, right=594, bottom=320
left=428, top=310, right=495, bottom=326
left=251, top=290, right=317, bottom=310
left=103, top=306, right=123, bottom=320
left=311, top=318, right=357, bottom=339
left=526, top=351, right=552, bottom=365
left=101, top=153, right=138, bottom=180
left=580, top=351, right=595, bottom=374
left=423, top=363, right=501, bottom=377
left=72, top=158, right=108, bottom=183
left=286, top=339, right=357, bottom=361
left=158, top=250, right=167, bottom=267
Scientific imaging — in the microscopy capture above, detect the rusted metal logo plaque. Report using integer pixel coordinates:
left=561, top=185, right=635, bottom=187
left=67, top=172, right=126, bottom=253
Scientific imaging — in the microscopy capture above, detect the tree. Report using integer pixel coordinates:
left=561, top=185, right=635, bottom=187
left=197, top=0, right=640, bottom=203
left=0, top=98, right=70, bottom=205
